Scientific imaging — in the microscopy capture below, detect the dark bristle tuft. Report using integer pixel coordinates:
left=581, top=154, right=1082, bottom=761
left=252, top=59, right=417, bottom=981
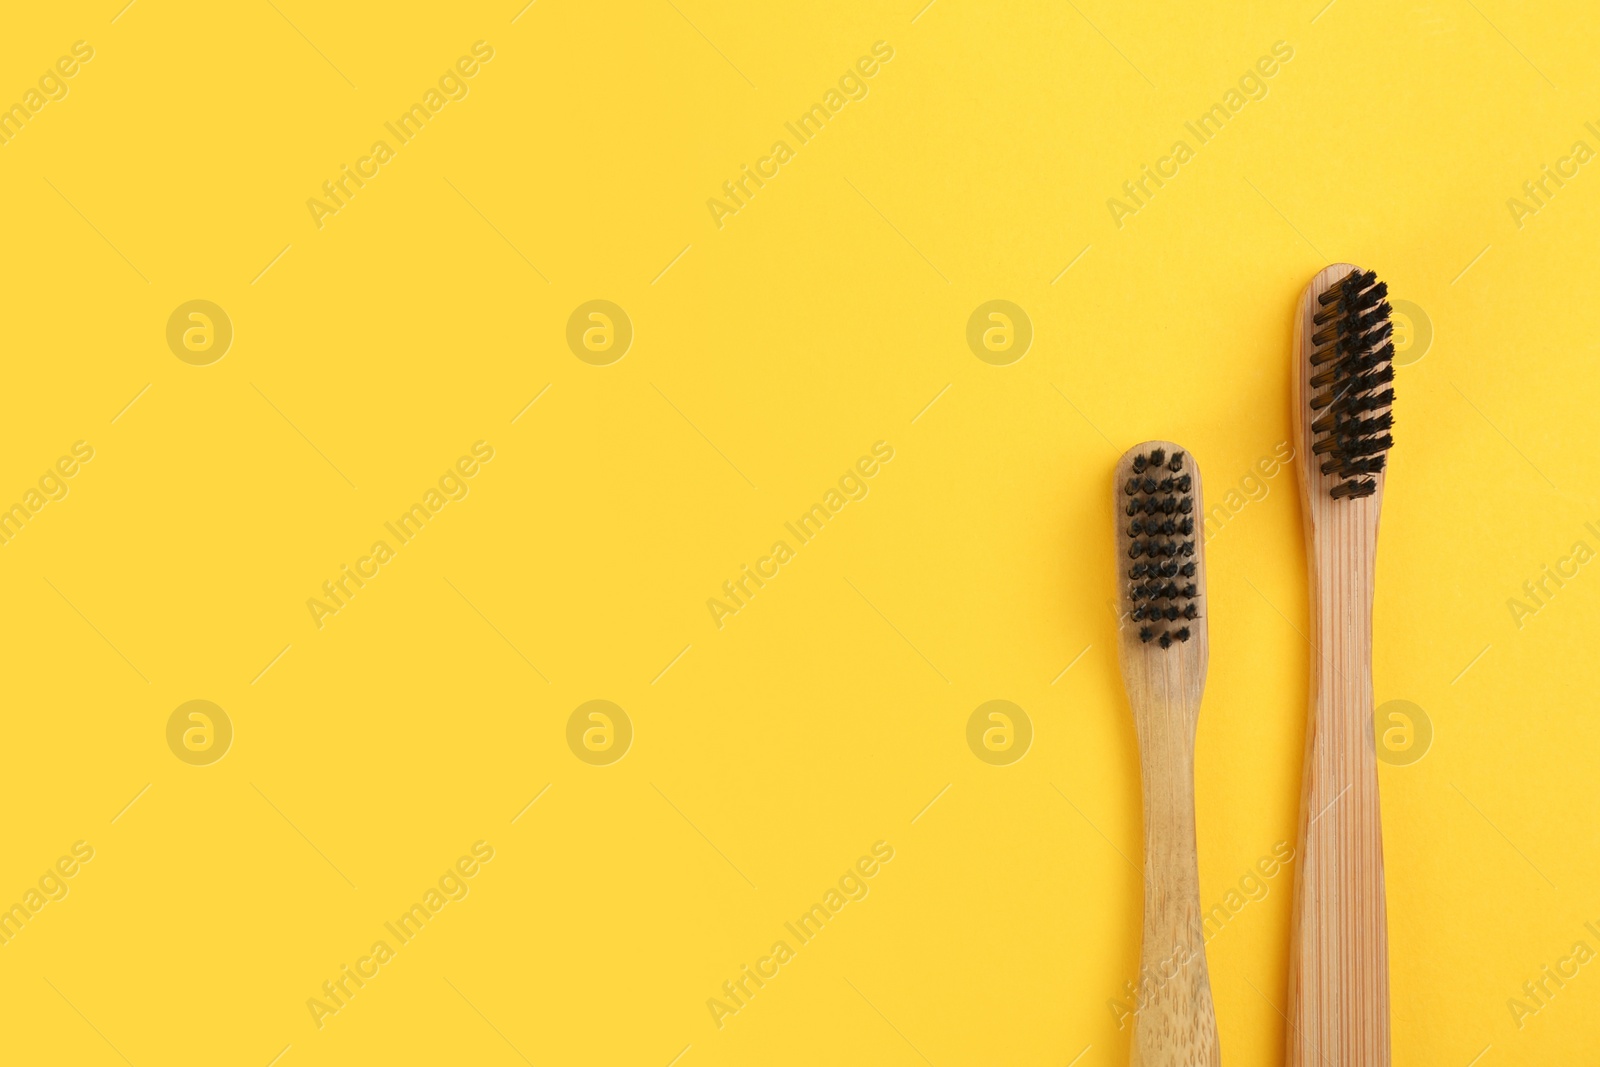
left=1341, top=455, right=1386, bottom=477
left=1308, top=268, right=1396, bottom=500
left=1330, top=479, right=1377, bottom=499
left=1148, top=448, right=1166, bottom=467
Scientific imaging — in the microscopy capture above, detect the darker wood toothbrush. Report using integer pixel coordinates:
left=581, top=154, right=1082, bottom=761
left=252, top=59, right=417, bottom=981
left=1287, top=264, right=1397, bottom=1066
left=1114, top=442, right=1220, bottom=1067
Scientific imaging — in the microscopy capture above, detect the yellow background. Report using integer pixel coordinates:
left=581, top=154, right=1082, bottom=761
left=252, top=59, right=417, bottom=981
left=1, top=1, right=1595, bottom=1064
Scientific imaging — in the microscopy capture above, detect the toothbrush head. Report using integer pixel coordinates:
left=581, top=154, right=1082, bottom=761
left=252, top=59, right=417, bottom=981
left=1116, top=442, right=1204, bottom=651
left=1305, top=267, right=1395, bottom=500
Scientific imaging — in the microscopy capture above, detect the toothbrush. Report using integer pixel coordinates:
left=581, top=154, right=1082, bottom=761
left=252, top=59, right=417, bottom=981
left=1286, top=264, right=1396, bottom=1065
left=1114, top=441, right=1220, bottom=1067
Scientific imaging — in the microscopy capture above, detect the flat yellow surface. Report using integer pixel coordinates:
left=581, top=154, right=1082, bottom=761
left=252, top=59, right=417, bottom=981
left=1, top=2, right=1595, bottom=1065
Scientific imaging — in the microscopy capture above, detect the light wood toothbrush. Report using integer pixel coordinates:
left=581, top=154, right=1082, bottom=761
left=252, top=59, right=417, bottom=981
left=1113, top=441, right=1220, bottom=1067
left=1287, top=264, right=1397, bottom=1065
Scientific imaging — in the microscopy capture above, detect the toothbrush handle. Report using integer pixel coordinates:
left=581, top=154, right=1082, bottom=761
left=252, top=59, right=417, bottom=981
left=1286, top=519, right=1390, bottom=1066
left=1130, top=696, right=1220, bottom=1067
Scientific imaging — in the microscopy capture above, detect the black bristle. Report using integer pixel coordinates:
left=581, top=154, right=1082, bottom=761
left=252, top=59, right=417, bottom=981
left=1309, top=268, right=1396, bottom=500
left=1168, top=451, right=1184, bottom=472
left=1343, top=411, right=1394, bottom=438
left=1139, top=626, right=1154, bottom=643
left=1148, top=448, right=1166, bottom=467
left=1175, top=627, right=1190, bottom=642
left=1158, top=632, right=1172, bottom=649
left=1343, top=434, right=1393, bottom=458
left=1341, top=455, right=1386, bottom=477
left=1132, top=455, right=1148, bottom=474
left=1330, top=479, right=1377, bottom=499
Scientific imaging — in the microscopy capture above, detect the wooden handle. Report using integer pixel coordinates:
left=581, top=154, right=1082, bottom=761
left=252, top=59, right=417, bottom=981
left=1287, top=265, right=1391, bottom=1066
left=1128, top=684, right=1220, bottom=1067
left=1114, top=442, right=1220, bottom=1067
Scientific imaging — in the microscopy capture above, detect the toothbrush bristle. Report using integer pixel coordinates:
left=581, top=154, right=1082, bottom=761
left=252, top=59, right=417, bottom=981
left=1126, top=447, right=1200, bottom=649
left=1310, top=268, right=1395, bottom=499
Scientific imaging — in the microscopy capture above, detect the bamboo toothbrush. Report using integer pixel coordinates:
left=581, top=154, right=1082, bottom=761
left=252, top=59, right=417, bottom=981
left=1286, top=264, right=1397, bottom=1066
left=1114, top=441, right=1220, bottom=1067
